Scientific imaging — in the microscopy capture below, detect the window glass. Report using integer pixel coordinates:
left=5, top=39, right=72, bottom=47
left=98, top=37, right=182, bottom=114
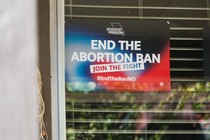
left=65, top=0, right=210, bottom=140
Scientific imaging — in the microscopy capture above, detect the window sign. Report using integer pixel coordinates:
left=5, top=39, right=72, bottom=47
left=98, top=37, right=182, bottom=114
left=65, top=19, right=171, bottom=92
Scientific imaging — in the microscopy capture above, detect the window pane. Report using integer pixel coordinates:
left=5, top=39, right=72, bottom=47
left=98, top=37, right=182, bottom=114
left=65, top=0, right=210, bottom=140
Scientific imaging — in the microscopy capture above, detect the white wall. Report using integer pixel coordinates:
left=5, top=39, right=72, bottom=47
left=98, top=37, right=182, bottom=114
left=0, top=1, right=39, bottom=140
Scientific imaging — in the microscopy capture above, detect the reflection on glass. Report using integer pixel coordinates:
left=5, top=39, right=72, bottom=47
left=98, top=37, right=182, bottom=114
left=66, top=83, right=210, bottom=140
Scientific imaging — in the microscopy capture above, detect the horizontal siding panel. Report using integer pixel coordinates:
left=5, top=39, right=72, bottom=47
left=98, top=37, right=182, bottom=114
left=65, top=14, right=210, bottom=20
left=69, top=0, right=139, bottom=6
left=143, top=0, right=207, bottom=7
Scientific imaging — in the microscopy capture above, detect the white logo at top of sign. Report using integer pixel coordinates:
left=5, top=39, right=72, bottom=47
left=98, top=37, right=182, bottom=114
left=107, top=23, right=125, bottom=36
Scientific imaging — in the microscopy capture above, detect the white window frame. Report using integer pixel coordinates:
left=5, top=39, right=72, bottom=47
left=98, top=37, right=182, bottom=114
left=50, top=0, right=66, bottom=140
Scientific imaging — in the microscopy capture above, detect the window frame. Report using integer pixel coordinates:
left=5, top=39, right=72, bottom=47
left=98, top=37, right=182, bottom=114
left=50, top=0, right=66, bottom=140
